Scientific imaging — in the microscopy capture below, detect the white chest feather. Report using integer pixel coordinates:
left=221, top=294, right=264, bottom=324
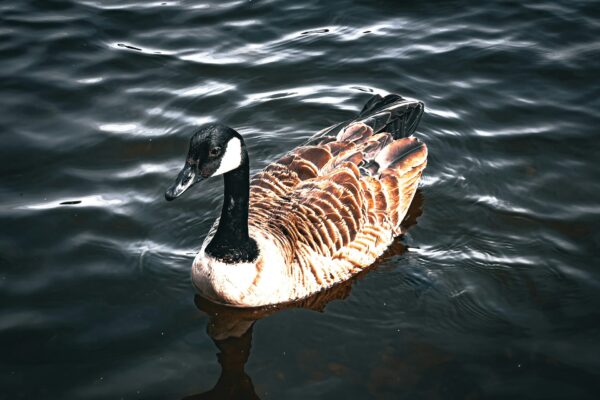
left=191, top=230, right=292, bottom=307
left=191, top=222, right=394, bottom=307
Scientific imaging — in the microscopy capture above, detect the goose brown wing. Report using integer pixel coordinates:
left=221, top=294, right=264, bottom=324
left=249, top=115, right=388, bottom=206
left=248, top=123, right=376, bottom=244
left=376, top=137, right=428, bottom=233
left=249, top=161, right=366, bottom=261
left=285, top=134, right=427, bottom=260
left=249, top=145, right=333, bottom=204
left=250, top=122, right=427, bottom=263
left=248, top=144, right=338, bottom=254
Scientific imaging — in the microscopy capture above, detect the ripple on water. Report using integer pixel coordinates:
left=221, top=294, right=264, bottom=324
left=1, top=0, right=600, bottom=398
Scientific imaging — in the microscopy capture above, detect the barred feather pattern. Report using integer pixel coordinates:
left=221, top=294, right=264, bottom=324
left=224, top=122, right=428, bottom=306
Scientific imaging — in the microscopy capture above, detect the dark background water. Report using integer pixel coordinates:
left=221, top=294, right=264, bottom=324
left=1, top=0, right=600, bottom=399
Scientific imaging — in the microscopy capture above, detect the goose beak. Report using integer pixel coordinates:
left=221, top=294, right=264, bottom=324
left=165, top=163, right=203, bottom=201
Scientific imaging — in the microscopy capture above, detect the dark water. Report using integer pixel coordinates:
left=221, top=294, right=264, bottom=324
left=1, top=0, right=600, bottom=398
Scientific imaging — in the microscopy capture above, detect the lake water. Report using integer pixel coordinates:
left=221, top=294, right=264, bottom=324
left=1, top=1, right=599, bottom=399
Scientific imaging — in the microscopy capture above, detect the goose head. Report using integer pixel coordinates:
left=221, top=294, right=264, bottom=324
left=165, top=124, right=246, bottom=201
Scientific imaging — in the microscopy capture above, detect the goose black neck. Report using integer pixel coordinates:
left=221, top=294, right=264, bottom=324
left=205, top=155, right=258, bottom=263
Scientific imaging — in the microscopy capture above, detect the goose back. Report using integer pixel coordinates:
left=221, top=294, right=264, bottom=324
left=247, top=95, right=427, bottom=303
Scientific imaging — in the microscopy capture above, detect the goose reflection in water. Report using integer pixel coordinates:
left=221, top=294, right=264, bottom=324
left=183, top=192, right=423, bottom=400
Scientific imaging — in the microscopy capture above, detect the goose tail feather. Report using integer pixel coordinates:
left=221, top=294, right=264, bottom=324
left=356, top=94, right=424, bottom=139
left=307, top=93, right=424, bottom=144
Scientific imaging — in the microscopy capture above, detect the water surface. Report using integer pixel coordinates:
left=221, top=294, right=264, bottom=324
left=1, top=0, right=599, bottom=399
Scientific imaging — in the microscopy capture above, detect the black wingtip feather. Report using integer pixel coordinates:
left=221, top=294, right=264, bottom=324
left=303, top=93, right=425, bottom=145
left=357, top=94, right=424, bottom=139
left=359, top=94, right=405, bottom=118
left=385, top=101, right=424, bottom=139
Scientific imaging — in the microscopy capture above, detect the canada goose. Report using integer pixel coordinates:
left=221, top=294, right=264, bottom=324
left=165, top=94, right=427, bottom=307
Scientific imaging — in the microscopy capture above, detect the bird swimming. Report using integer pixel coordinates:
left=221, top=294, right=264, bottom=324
left=165, top=94, right=427, bottom=307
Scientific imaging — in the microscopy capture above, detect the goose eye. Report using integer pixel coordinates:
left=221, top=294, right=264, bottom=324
left=209, top=147, right=221, bottom=157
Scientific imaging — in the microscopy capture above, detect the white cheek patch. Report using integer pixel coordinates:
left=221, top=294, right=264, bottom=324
left=212, top=137, right=242, bottom=177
